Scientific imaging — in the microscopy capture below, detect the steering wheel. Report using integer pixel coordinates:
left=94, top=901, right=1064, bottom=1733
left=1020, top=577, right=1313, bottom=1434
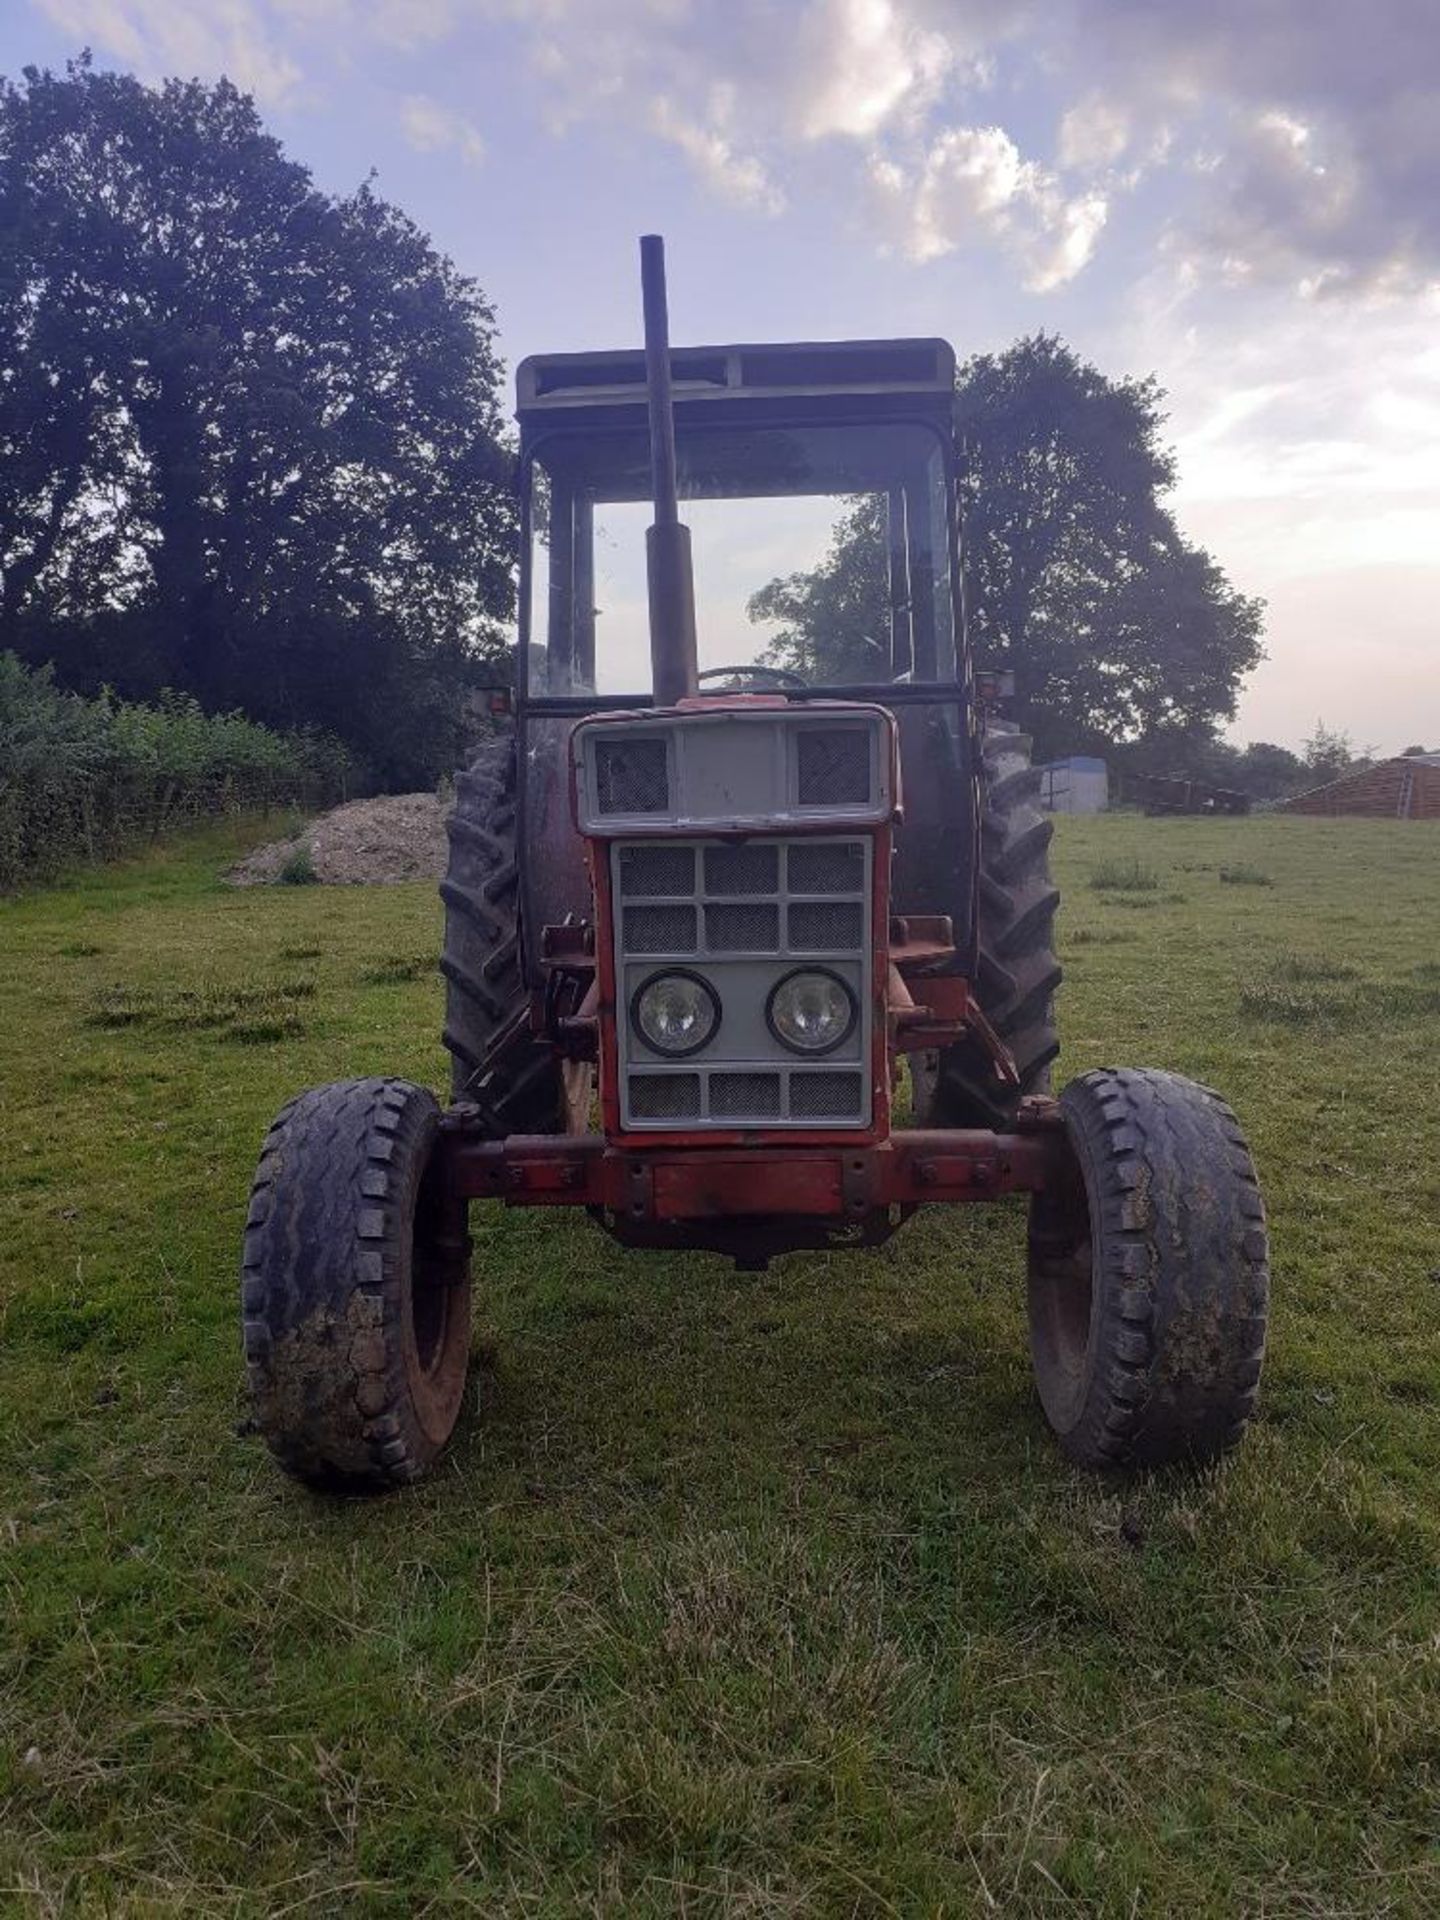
left=696, top=663, right=809, bottom=690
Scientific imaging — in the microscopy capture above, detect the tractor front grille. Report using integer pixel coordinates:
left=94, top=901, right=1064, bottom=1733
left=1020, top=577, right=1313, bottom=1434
left=595, top=735, right=669, bottom=815
left=796, top=726, right=871, bottom=806
left=629, top=1073, right=702, bottom=1121
left=613, top=836, right=871, bottom=1130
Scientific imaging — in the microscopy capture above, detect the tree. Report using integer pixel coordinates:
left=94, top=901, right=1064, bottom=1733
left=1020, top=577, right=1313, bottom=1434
left=1231, top=740, right=1305, bottom=799
left=0, top=57, right=516, bottom=784
left=750, top=336, right=1263, bottom=762
left=748, top=497, right=891, bottom=684
left=1300, top=721, right=1370, bottom=785
left=1118, top=729, right=1307, bottom=799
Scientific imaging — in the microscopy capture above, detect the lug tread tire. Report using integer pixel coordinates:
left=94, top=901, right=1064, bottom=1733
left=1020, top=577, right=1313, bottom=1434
left=927, top=722, right=1062, bottom=1129
left=442, top=736, right=564, bottom=1131
left=241, top=1077, right=471, bottom=1492
left=1028, top=1067, right=1269, bottom=1469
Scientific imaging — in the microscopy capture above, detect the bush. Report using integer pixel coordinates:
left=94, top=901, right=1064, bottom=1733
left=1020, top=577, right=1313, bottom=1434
left=277, top=844, right=317, bottom=887
left=0, top=655, right=352, bottom=890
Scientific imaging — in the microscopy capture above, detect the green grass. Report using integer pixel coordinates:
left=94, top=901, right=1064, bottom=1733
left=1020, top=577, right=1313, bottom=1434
left=1089, top=855, right=1159, bottom=892
left=3, top=811, right=1438, bottom=1913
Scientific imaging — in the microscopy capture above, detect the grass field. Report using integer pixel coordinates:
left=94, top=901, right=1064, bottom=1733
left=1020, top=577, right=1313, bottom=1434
left=2, top=812, right=1438, bottom=1915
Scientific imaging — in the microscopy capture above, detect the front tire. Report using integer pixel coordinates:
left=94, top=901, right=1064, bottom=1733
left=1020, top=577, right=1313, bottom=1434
left=1027, top=1068, right=1269, bottom=1468
left=241, top=1078, right=471, bottom=1492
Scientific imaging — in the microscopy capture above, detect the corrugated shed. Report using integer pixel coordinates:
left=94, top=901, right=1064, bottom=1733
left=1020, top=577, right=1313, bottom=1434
left=1280, top=757, right=1440, bottom=819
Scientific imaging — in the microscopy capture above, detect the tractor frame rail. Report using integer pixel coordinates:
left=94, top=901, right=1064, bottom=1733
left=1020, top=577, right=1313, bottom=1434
left=435, top=1101, right=1067, bottom=1265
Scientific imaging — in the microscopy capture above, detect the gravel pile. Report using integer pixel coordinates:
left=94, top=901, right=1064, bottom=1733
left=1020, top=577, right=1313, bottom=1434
left=227, top=792, right=449, bottom=886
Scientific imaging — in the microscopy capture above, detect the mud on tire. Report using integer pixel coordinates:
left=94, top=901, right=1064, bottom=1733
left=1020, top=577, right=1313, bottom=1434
left=924, top=720, right=1061, bottom=1129
left=241, top=1078, right=471, bottom=1492
left=1027, top=1067, right=1270, bottom=1469
left=441, top=734, right=564, bottom=1132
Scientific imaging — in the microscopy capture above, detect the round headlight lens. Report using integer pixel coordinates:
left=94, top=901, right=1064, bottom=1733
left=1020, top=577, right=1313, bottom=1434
left=632, top=970, right=720, bottom=1057
left=766, top=969, right=856, bottom=1055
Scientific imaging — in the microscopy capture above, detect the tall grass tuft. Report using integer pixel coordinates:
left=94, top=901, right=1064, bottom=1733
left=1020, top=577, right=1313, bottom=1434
left=1090, top=857, right=1160, bottom=892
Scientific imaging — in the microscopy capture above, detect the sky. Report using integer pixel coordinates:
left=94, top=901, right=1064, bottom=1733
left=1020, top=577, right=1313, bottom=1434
left=5, top=0, right=1439, bottom=751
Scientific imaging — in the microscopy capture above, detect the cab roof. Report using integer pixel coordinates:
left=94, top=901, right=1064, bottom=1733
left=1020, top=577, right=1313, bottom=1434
left=516, top=337, right=957, bottom=445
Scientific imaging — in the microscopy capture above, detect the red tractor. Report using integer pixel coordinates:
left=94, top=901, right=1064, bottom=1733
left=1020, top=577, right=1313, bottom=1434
left=241, top=239, right=1269, bottom=1491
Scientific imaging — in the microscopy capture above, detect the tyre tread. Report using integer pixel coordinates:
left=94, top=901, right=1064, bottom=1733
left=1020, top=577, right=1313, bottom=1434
left=241, top=1077, right=470, bottom=1492
left=1029, top=1067, right=1270, bottom=1468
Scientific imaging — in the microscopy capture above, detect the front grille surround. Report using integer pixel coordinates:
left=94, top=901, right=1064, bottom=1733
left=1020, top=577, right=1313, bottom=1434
left=575, top=709, right=893, bottom=832
left=612, top=834, right=873, bottom=1130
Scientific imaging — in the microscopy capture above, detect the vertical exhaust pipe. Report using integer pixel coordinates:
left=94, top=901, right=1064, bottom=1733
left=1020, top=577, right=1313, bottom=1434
left=640, top=235, right=699, bottom=705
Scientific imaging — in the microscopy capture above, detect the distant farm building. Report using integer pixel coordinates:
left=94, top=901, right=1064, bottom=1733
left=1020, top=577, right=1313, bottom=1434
left=1279, top=754, right=1440, bottom=820
left=1040, top=756, right=1108, bottom=814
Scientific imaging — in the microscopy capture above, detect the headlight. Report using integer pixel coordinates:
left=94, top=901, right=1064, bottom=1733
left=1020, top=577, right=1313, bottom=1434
left=631, top=970, right=720, bottom=1056
left=766, top=968, right=856, bottom=1055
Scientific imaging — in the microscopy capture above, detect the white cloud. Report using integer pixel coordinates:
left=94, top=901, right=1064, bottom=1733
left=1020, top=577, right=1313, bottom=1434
left=649, top=95, right=785, bottom=214
left=786, top=0, right=954, bottom=141
left=1057, top=95, right=1129, bottom=173
left=872, top=124, right=1108, bottom=289
left=398, top=91, right=485, bottom=164
left=36, top=0, right=305, bottom=105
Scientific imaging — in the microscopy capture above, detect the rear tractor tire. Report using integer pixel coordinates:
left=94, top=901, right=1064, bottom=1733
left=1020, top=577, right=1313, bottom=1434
left=441, top=734, right=566, bottom=1133
left=241, top=1078, right=471, bottom=1492
left=1027, top=1068, right=1270, bottom=1469
left=922, top=720, right=1061, bottom=1129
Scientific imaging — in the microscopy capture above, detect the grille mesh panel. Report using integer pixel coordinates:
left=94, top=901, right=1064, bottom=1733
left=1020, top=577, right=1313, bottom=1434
left=706, top=902, right=780, bottom=951
left=629, top=1074, right=701, bottom=1120
left=710, top=1072, right=781, bottom=1118
left=704, top=843, right=779, bottom=895
left=619, top=844, right=693, bottom=896
left=790, top=1072, right=865, bottom=1118
left=787, top=841, right=864, bottom=895
left=618, top=834, right=869, bottom=1129
left=796, top=729, right=870, bottom=806
left=596, top=737, right=669, bottom=814
left=789, top=901, right=864, bottom=951
left=624, top=904, right=696, bottom=954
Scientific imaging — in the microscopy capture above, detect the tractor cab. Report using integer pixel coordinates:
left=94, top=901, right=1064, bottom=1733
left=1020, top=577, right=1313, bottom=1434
left=513, top=322, right=983, bottom=1002
left=516, top=335, right=962, bottom=700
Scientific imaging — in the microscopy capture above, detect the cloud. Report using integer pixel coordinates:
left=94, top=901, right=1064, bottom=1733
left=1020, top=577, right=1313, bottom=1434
left=1055, top=0, right=1440, bottom=294
left=30, top=0, right=1440, bottom=297
left=785, top=0, right=956, bottom=141
left=649, top=95, right=784, bottom=215
left=871, top=124, right=1108, bottom=289
left=1057, top=95, right=1129, bottom=174
left=35, top=0, right=305, bottom=105
left=398, top=91, right=485, bottom=164
left=470, top=0, right=1440, bottom=297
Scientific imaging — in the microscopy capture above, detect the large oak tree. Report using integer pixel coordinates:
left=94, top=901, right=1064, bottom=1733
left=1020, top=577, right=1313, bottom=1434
left=753, top=336, right=1263, bottom=763
left=0, top=57, right=516, bottom=783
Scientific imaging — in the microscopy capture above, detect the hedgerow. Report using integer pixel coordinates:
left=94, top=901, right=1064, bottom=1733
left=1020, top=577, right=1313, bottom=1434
left=0, top=654, right=352, bottom=890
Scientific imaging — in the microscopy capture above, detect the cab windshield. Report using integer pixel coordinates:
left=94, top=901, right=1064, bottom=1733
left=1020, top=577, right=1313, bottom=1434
left=524, top=418, right=957, bottom=698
